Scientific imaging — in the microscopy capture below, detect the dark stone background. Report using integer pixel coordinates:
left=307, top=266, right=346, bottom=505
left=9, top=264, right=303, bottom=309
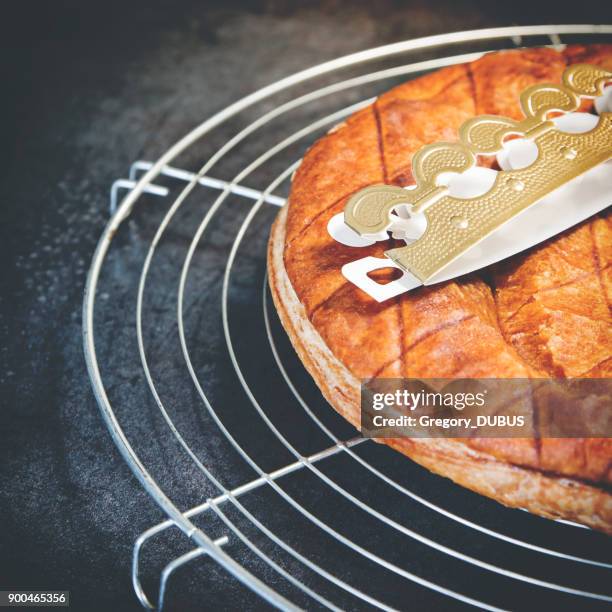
left=1, top=2, right=611, bottom=611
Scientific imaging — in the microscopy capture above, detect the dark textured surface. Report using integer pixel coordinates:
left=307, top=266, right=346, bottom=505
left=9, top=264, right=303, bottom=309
left=1, top=2, right=612, bottom=611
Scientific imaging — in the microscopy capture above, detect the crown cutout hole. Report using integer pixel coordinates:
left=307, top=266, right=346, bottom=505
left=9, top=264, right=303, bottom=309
left=367, top=267, right=404, bottom=284
left=387, top=209, right=428, bottom=242
left=450, top=215, right=470, bottom=229
left=341, top=256, right=422, bottom=302
left=444, top=166, right=499, bottom=199
left=497, top=138, right=539, bottom=170
left=553, top=112, right=599, bottom=134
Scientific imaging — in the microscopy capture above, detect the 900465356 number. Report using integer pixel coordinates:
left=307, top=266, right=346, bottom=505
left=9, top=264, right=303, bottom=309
left=0, top=591, right=69, bottom=607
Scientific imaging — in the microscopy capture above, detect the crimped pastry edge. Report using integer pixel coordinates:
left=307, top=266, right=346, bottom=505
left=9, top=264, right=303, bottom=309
left=268, top=202, right=612, bottom=534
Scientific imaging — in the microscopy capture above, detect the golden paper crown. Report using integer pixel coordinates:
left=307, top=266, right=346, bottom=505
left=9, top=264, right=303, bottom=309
left=344, top=64, right=612, bottom=282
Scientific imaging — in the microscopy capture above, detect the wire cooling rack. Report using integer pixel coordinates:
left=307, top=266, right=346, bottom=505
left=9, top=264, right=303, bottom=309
left=84, top=26, right=612, bottom=611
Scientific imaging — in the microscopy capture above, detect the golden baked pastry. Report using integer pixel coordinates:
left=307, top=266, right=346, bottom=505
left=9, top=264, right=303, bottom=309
left=268, top=45, right=612, bottom=533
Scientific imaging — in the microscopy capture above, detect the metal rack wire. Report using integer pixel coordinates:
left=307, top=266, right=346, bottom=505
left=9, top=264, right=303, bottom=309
left=84, top=26, right=612, bottom=611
